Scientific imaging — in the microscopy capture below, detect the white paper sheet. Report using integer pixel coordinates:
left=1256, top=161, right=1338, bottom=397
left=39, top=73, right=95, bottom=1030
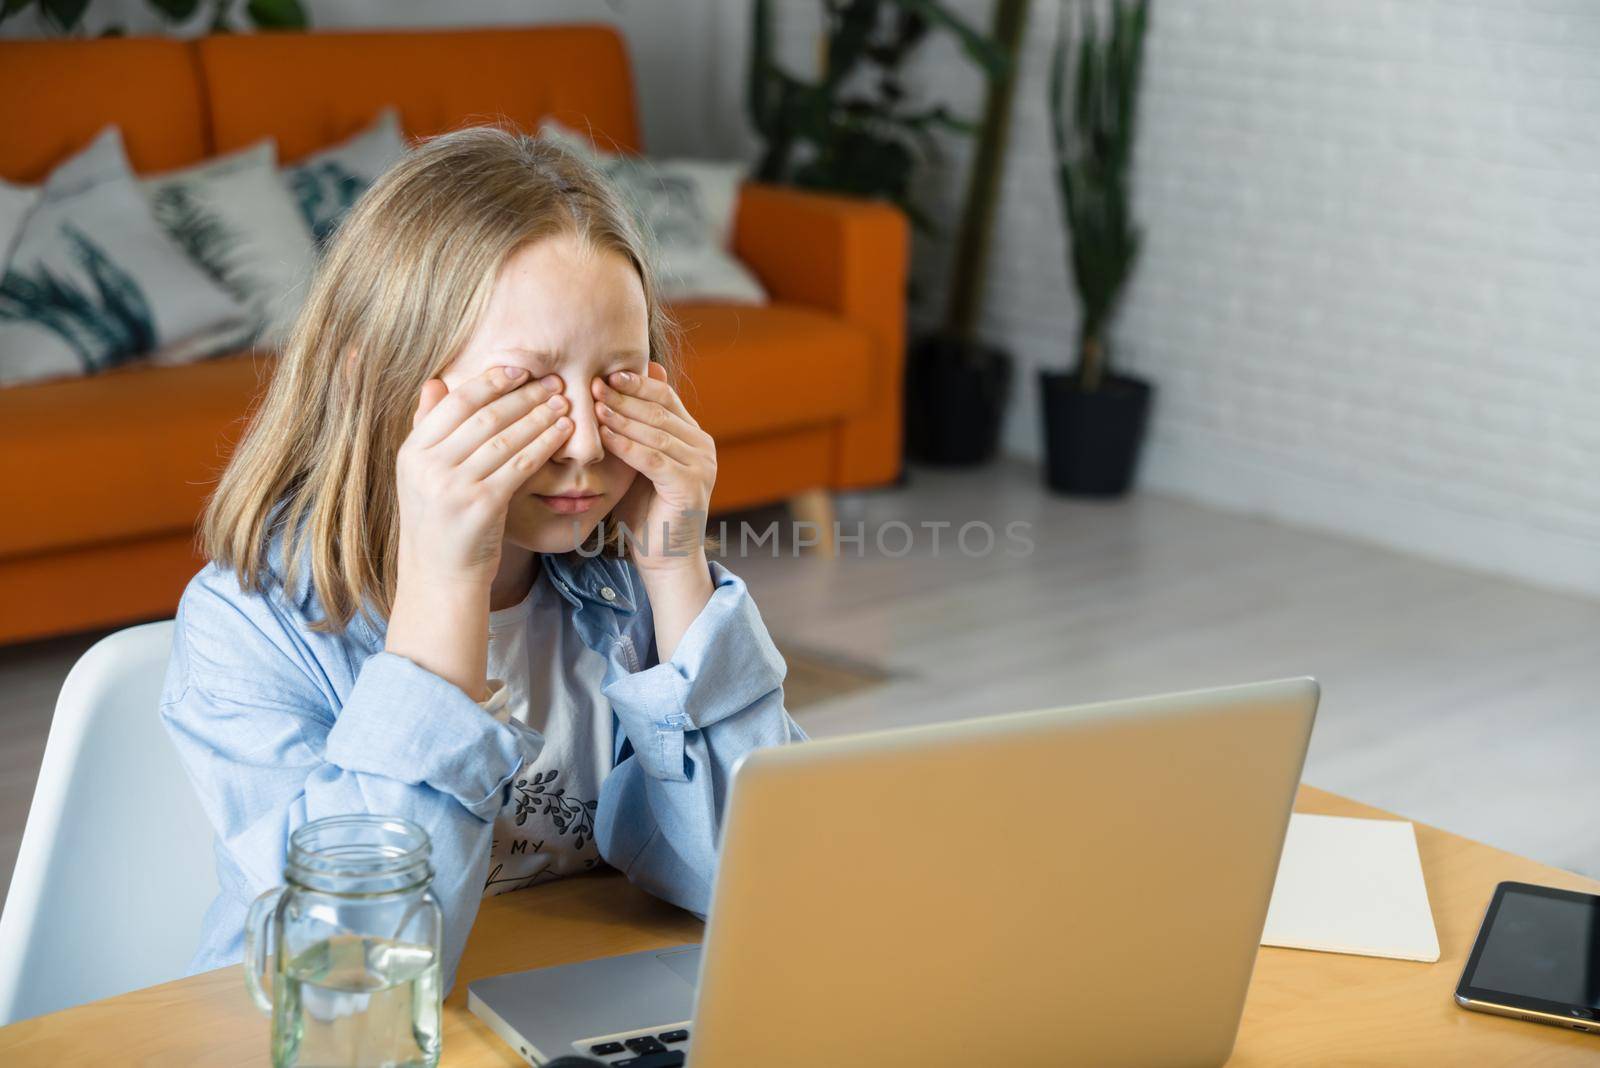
left=1261, top=812, right=1440, bottom=962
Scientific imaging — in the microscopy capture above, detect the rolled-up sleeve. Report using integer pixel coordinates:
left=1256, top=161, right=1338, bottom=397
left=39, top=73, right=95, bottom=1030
left=325, top=653, right=529, bottom=820
left=595, top=559, right=807, bottom=916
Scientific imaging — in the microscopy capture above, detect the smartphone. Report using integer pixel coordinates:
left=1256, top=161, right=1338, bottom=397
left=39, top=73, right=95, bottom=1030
left=1456, top=880, right=1600, bottom=1034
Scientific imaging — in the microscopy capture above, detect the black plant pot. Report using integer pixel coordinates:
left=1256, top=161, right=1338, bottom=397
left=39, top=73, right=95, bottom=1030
left=904, top=335, right=1013, bottom=466
left=1039, top=370, right=1153, bottom=497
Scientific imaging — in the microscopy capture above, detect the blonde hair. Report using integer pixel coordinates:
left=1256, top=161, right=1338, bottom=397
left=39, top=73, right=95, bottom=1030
left=201, top=124, right=678, bottom=633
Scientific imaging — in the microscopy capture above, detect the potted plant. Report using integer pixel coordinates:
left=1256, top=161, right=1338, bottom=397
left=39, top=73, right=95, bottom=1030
left=904, top=0, right=1030, bottom=466
left=746, top=0, right=1011, bottom=469
left=1043, top=0, right=1151, bottom=496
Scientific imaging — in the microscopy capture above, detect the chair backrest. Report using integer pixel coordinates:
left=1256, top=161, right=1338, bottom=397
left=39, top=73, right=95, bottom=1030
left=0, top=621, right=219, bottom=1025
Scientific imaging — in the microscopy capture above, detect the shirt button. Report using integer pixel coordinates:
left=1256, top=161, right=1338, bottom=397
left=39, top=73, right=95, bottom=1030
left=599, top=586, right=617, bottom=602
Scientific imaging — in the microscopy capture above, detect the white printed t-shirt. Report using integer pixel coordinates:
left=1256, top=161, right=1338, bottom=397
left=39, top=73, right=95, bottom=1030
left=478, top=565, right=615, bottom=897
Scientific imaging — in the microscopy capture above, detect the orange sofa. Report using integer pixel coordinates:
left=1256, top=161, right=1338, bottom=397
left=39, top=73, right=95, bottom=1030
left=0, top=27, right=907, bottom=646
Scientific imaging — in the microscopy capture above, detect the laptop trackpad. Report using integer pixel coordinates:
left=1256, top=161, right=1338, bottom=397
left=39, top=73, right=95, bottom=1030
left=656, top=946, right=702, bottom=989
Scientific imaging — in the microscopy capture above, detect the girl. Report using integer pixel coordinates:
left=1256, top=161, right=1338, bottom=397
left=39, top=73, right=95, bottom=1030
left=160, top=127, right=805, bottom=992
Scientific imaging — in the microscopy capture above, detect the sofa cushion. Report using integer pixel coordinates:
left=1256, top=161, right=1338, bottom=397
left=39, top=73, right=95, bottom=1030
left=198, top=27, right=643, bottom=163
left=0, top=39, right=208, bottom=182
left=0, top=352, right=268, bottom=558
left=670, top=302, right=872, bottom=441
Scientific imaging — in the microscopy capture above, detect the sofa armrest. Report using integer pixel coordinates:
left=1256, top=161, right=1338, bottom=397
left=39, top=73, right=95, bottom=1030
left=731, top=182, right=909, bottom=488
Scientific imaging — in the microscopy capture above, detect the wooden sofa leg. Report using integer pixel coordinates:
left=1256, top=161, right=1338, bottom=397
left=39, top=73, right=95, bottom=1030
left=788, top=489, right=837, bottom=557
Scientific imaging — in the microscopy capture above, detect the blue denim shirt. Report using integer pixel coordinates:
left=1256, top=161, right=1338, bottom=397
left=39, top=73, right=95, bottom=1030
left=159, top=531, right=804, bottom=992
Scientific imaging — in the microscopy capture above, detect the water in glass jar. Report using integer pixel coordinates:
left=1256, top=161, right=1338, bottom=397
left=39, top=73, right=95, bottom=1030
left=273, top=935, right=442, bottom=1068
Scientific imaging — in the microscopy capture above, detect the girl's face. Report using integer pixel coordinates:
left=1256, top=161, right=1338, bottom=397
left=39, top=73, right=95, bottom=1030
left=442, top=233, right=651, bottom=554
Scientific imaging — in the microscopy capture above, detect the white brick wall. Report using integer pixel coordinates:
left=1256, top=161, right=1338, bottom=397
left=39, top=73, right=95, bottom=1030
left=876, top=0, right=1600, bottom=597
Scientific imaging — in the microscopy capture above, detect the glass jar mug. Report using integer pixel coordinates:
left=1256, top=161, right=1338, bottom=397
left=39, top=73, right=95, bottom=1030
left=245, top=815, right=445, bottom=1068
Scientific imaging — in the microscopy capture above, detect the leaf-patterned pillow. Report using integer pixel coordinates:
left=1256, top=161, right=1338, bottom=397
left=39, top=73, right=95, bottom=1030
left=536, top=120, right=768, bottom=305
left=0, top=128, right=251, bottom=388
left=282, top=109, right=409, bottom=248
left=144, top=140, right=318, bottom=349
left=0, top=178, right=38, bottom=266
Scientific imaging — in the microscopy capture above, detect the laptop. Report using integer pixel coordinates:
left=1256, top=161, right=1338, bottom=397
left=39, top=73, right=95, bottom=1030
left=468, top=677, right=1319, bottom=1067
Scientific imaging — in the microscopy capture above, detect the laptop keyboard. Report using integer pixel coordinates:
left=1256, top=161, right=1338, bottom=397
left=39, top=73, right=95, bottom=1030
left=588, top=1026, right=690, bottom=1066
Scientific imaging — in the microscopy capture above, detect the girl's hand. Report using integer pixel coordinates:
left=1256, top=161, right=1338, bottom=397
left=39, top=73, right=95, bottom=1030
left=396, top=365, right=574, bottom=589
left=593, top=362, right=717, bottom=573
left=387, top=365, right=574, bottom=702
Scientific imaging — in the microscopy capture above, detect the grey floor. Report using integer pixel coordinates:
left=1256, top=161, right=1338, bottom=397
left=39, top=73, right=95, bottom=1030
left=3, top=459, right=1598, bottom=911
left=728, top=461, right=1600, bottom=880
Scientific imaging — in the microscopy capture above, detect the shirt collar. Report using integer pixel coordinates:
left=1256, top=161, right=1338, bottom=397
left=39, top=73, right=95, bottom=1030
left=265, top=508, right=315, bottom=610
left=541, top=551, right=638, bottom=614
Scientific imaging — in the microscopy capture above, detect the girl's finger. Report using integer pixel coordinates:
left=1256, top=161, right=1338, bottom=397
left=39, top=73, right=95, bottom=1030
left=480, top=414, right=576, bottom=498
left=435, top=381, right=567, bottom=467
left=594, top=398, right=703, bottom=465
left=605, top=367, right=697, bottom=425
left=593, top=382, right=708, bottom=453
left=411, top=366, right=555, bottom=448
left=413, top=378, right=449, bottom=428
left=599, top=423, right=692, bottom=482
left=459, top=399, right=570, bottom=482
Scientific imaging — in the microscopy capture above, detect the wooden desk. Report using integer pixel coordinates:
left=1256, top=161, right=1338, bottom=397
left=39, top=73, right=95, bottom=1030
left=2, top=786, right=1596, bottom=1066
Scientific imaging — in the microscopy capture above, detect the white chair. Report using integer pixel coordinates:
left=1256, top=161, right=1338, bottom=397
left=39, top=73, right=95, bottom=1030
left=0, top=621, right=219, bottom=1025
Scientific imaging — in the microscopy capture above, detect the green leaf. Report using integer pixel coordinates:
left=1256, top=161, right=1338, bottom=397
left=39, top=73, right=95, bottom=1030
left=898, top=103, right=977, bottom=137
left=1075, top=2, right=1098, bottom=146
left=894, top=0, right=1009, bottom=79
left=147, top=0, right=200, bottom=19
left=245, top=0, right=305, bottom=29
left=825, top=0, right=876, bottom=89
left=1, top=0, right=37, bottom=22
left=1047, top=0, right=1069, bottom=162
left=40, top=0, right=88, bottom=30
